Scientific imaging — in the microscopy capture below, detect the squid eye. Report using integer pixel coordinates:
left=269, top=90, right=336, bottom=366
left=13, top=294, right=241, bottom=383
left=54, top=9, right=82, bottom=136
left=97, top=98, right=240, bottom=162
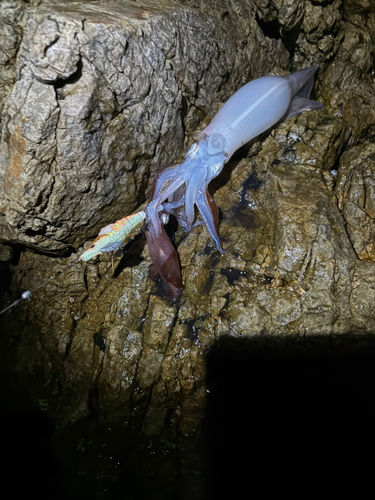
left=185, top=142, right=199, bottom=157
left=207, top=132, right=227, bottom=155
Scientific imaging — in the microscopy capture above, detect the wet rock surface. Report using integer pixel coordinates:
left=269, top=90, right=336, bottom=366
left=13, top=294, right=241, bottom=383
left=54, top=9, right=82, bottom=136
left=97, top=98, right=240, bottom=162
left=1, top=0, right=375, bottom=455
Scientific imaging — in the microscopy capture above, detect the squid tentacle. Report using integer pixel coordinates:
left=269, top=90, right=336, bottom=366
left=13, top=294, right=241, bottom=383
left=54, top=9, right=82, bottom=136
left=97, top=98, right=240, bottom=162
left=196, top=188, right=228, bottom=253
left=80, top=66, right=323, bottom=303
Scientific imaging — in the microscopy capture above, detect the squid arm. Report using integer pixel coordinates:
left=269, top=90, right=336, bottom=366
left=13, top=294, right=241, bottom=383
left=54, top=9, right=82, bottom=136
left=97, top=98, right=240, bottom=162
left=80, top=65, right=324, bottom=302
left=146, top=65, right=324, bottom=252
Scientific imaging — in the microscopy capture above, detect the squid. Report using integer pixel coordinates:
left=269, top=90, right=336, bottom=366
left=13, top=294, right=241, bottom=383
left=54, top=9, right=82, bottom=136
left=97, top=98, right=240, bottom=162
left=146, top=65, right=324, bottom=256
left=81, top=65, right=323, bottom=302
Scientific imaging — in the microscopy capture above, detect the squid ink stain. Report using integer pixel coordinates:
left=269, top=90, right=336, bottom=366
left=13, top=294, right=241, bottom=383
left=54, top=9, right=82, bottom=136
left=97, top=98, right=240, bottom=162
left=181, top=315, right=207, bottom=343
left=203, top=243, right=215, bottom=256
left=238, top=170, right=263, bottom=210
left=220, top=267, right=247, bottom=285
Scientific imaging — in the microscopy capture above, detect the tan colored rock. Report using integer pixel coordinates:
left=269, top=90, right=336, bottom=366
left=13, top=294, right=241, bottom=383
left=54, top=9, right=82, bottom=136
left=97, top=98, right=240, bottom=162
left=335, top=143, right=375, bottom=262
left=2, top=0, right=375, bottom=439
left=0, top=0, right=288, bottom=253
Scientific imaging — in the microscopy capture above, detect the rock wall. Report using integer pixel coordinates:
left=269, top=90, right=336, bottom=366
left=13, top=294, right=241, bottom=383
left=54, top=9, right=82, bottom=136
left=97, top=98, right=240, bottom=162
left=1, top=0, right=375, bottom=435
left=0, top=0, right=288, bottom=252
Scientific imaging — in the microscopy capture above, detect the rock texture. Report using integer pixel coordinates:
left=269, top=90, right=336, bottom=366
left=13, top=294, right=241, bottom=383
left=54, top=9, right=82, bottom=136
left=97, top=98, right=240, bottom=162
left=336, top=143, right=375, bottom=261
left=1, top=0, right=375, bottom=437
left=0, top=0, right=288, bottom=252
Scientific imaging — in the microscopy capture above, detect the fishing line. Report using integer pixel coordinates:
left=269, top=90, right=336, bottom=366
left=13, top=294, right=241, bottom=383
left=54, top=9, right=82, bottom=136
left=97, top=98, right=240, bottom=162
left=0, top=263, right=76, bottom=316
left=0, top=207, right=150, bottom=315
left=0, top=251, right=126, bottom=316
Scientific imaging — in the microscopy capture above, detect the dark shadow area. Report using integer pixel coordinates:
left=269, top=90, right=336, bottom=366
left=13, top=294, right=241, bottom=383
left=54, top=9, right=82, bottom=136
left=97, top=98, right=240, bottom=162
left=113, top=231, right=145, bottom=278
left=2, top=332, right=375, bottom=498
left=0, top=243, right=22, bottom=296
left=51, top=417, right=181, bottom=500
left=0, top=365, right=181, bottom=500
left=255, top=13, right=281, bottom=40
left=54, top=58, right=83, bottom=89
left=0, top=369, right=61, bottom=498
left=203, top=335, right=375, bottom=497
